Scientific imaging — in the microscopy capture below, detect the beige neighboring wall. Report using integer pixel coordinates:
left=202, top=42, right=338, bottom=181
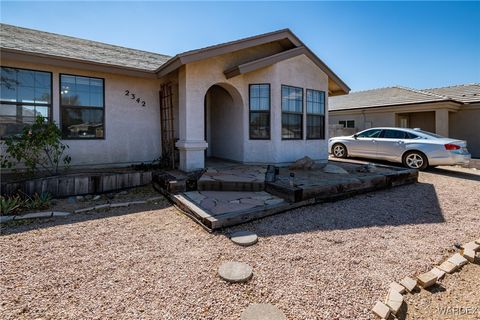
left=450, top=103, right=480, bottom=158
left=1, top=58, right=162, bottom=167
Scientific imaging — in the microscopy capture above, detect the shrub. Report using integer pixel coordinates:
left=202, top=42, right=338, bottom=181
left=0, top=116, right=71, bottom=175
left=24, top=193, right=52, bottom=210
left=0, top=195, right=23, bottom=216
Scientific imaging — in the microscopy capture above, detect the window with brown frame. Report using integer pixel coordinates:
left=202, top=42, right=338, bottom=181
left=249, top=84, right=270, bottom=139
left=60, top=74, right=104, bottom=139
left=306, top=89, right=325, bottom=139
left=281, top=85, right=303, bottom=139
left=0, top=67, right=52, bottom=138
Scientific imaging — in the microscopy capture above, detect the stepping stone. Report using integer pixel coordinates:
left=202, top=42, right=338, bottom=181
left=448, top=253, right=468, bottom=267
left=128, top=201, right=147, bottom=205
left=17, top=211, right=53, bottom=219
left=52, top=211, right=71, bottom=217
left=399, top=276, right=417, bottom=293
left=94, top=204, right=110, bottom=210
left=438, top=261, right=458, bottom=274
left=389, top=281, right=406, bottom=294
left=462, top=248, right=476, bottom=263
left=230, top=231, right=258, bottom=247
left=476, top=239, right=480, bottom=245
left=0, top=216, right=14, bottom=223
left=110, top=202, right=130, bottom=208
left=74, top=207, right=95, bottom=214
left=417, top=272, right=437, bottom=289
left=241, top=303, right=286, bottom=320
left=218, top=261, right=253, bottom=283
left=372, top=301, right=391, bottom=319
left=430, top=267, right=446, bottom=280
left=384, top=289, right=403, bottom=315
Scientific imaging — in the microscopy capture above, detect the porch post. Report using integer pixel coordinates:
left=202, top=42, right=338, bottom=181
left=435, top=109, right=449, bottom=137
left=175, top=67, right=208, bottom=172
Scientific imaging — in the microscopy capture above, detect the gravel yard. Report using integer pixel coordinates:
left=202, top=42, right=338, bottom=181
left=1, top=166, right=479, bottom=319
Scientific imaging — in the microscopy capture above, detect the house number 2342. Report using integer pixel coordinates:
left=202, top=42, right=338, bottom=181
left=125, top=90, right=146, bottom=107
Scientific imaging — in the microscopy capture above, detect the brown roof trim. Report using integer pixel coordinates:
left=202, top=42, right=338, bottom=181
left=329, top=99, right=463, bottom=112
left=1, top=48, right=158, bottom=79
left=224, top=46, right=306, bottom=79
left=156, top=28, right=350, bottom=95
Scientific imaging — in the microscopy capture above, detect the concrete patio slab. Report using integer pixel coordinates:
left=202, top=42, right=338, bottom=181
left=162, top=159, right=418, bottom=230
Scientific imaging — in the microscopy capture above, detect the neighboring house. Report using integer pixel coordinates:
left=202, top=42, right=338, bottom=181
left=329, top=85, right=480, bottom=158
left=0, top=24, right=349, bottom=172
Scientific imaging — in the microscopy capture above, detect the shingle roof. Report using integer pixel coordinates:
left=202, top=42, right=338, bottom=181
left=329, top=84, right=480, bottom=111
left=328, top=86, right=452, bottom=111
left=0, top=23, right=171, bottom=72
left=424, top=83, right=480, bottom=104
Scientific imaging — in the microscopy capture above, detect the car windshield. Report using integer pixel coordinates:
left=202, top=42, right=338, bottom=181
left=357, top=129, right=382, bottom=138
left=415, top=130, right=445, bottom=139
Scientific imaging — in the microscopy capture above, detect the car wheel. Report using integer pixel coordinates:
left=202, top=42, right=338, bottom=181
left=403, top=151, right=428, bottom=170
left=332, top=143, right=348, bottom=158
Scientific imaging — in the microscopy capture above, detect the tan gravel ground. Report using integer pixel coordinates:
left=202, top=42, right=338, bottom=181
left=1, top=166, right=479, bottom=320
left=405, top=263, right=480, bottom=319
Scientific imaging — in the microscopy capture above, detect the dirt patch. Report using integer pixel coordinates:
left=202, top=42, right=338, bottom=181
left=405, top=263, right=480, bottom=319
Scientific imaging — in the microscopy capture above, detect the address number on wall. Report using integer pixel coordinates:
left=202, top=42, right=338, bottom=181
left=125, top=90, right=146, bottom=107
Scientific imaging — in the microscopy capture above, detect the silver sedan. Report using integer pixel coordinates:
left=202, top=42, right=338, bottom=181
left=328, top=127, right=471, bottom=170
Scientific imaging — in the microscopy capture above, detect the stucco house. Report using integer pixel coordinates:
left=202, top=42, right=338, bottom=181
left=329, top=85, right=480, bottom=157
left=0, top=24, right=349, bottom=172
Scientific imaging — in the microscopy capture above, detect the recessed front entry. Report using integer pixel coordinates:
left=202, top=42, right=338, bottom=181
left=204, top=83, right=244, bottom=162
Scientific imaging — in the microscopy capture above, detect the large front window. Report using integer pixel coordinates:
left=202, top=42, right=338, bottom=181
left=0, top=67, right=52, bottom=138
left=60, top=74, right=104, bottom=139
left=281, top=85, right=303, bottom=139
left=249, top=84, right=270, bottom=139
left=306, top=89, right=325, bottom=139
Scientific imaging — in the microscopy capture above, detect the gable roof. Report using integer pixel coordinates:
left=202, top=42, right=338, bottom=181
left=328, top=84, right=480, bottom=111
left=156, top=28, right=350, bottom=96
left=329, top=86, right=454, bottom=111
left=1, top=24, right=349, bottom=95
left=0, top=23, right=171, bottom=72
left=424, top=83, right=480, bottom=104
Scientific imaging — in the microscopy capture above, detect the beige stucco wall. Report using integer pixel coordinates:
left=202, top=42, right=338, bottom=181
left=174, top=48, right=330, bottom=169
left=1, top=59, right=162, bottom=167
left=450, top=103, right=480, bottom=158
left=329, top=111, right=395, bottom=132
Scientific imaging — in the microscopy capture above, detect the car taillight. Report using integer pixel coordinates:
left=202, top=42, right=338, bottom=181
left=444, top=144, right=461, bottom=150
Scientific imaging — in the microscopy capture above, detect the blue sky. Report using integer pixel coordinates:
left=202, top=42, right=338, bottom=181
left=1, top=1, right=479, bottom=91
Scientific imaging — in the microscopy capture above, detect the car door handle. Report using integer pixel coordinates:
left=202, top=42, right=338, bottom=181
left=372, top=139, right=376, bottom=143
left=396, top=140, right=404, bottom=144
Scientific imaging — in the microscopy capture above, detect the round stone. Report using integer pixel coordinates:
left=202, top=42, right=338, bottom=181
left=241, top=304, right=286, bottom=320
left=218, top=261, right=253, bottom=283
left=230, top=231, right=258, bottom=246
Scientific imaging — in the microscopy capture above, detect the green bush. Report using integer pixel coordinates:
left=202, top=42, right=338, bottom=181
left=0, top=192, right=52, bottom=216
left=0, top=116, right=71, bottom=175
left=24, top=193, right=52, bottom=210
left=0, top=195, right=22, bottom=216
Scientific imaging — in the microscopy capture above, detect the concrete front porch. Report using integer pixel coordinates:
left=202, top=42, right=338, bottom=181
left=153, top=159, right=418, bottom=230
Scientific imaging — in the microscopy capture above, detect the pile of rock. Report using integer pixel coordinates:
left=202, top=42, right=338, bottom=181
left=372, top=238, right=480, bottom=319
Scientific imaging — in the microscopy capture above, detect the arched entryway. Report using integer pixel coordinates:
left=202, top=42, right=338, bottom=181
left=204, top=83, right=244, bottom=162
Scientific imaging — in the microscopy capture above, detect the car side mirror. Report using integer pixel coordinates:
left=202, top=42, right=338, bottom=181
left=353, top=134, right=358, bottom=139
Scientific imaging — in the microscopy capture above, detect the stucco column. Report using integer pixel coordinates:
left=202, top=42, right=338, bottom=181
left=435, top=109, right=449, bottom=137
left=175, top=66, right=208, bottom=172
